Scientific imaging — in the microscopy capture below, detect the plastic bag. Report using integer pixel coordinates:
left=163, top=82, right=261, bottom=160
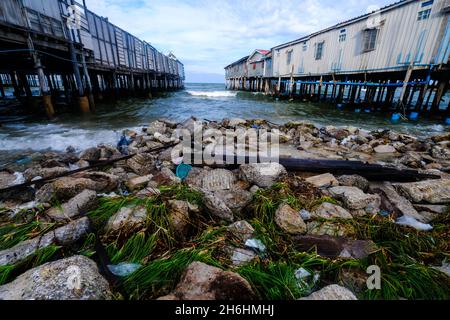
left=396, top=215, right=432, bottom=231
left=107, top=262, right=141, bottom=277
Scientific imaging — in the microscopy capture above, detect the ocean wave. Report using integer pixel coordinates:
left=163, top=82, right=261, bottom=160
left=187, top=90, right=237, bottom=98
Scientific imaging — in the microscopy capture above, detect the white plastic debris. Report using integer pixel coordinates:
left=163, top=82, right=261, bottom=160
left=12, top=172, right=25, bottom=185
left=294, top=268, right=311, bottom=280
left=107, top=263, right=142, bottom=277
left=245, top=238, right=266, bottom=253
left=69, top=163, right=80, bottom=170
left=98, top=192, right=119, bottom=198
left=433, top=262, right=450, bottom=278
left=396, top=215, right=433, bottom=231
left=299, top=209, right=312, bottom=221
left=172, top=156, right=184, bottom=165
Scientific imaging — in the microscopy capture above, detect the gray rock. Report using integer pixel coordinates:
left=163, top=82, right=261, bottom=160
left=150, top=168, right=181, bottom=187
left=394, top=179, right=450, bottom=204
left=305, top=173, right=339, bottom=188
left=168, top=200, right=191, bottom=240
left=431, top=146, right=450, bottom=160
left=126, top=153, right=156, bottom=175
left=312, top=202, right=353, bottom=220
left=229, top=247, right=257, bottom=266
left=0, top=255, right=112, bottom=300
left=0, top=218, right=90, bottom=267
left=105, top=206, right=147, bottom=234
left=329, top=186, right=380, bottom=213
left=23, top=167, right=69, bottom=182
left=79, top=147, right=101, bottom=162
left=126, top=175, right=153, bottom=191
left=374, top=145, right=396, bottom=154
left=300, top=284, right=357, bottom=300
left=369, top=182, right=425, bottom=222
left=227, top=220, right=255, bottom=242
left=337, top=175, right=369, bottom=192
left=158, top=261, right=255, bottom=300
left=147, top=120, right=168, bottom=135
left=213, top=189, right=253, bottom=214
left=0, top=171, right=16, bottom=189
left=275, top=204, right=307, bottom=235
left=307, top=221, right=350, bottom=237
left=240, top=163, right=287, bottom=188
left=193, top=169, right=237, bottom=192
left=203, top=192, right=234, bottom=223
left=46, top=190, right=98, bottom=222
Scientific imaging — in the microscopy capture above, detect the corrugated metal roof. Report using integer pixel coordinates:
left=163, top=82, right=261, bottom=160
left=225, top=55, right=250, bottom=69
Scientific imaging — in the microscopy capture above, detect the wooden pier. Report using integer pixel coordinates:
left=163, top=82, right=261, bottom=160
left=0, top=0, right=185, bottom=118
left=225, top=0, right=450, bottom=119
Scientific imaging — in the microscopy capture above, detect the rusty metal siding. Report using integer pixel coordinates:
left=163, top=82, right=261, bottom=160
left=268, top=0, right=450, bottom=78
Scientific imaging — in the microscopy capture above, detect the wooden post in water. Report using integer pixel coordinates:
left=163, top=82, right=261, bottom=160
left=0, top=74, right=5, bottom=98
left=430, top=80, right=448, bottom=116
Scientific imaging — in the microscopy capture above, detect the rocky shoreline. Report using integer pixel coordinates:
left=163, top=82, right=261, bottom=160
left=0, top=117, right=449, bottom=300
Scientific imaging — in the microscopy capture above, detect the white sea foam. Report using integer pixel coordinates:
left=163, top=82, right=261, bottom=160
left=187, top=90, right=237, bottom=98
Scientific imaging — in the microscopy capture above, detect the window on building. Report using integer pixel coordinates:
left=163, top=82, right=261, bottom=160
left=339, top=29, right=347, bottom=42
left=417, top=9, right=431, bottom=21
left=315, top=42, right=324, bottom=60
left=253, top=63, right=256, bottom=70
left=421, top=0, right=433, bottom=7
left=302, top=42, right=307, bottom=51
left=287, top=50, right=292, bottom=65
left=363, top=29, right=378, bottom=51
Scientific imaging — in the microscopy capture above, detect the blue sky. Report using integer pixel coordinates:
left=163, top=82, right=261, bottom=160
left=85, top=0, right=395, bottom=83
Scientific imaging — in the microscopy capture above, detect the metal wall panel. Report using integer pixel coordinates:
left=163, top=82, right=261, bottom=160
left=0, top=0, right=27, bottom=27
left=271, top=0, right=449, bottom=78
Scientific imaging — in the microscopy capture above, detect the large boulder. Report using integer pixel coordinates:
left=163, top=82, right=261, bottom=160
left=104, top=206, right=147, bottom=234
left=329, top=186, right=380, bottom=214
left=369, top=182, right=425, bottom=222
left=305, top=173, right=338, bottom=188
left=0, top=171, right=16, bottom=189
left=300, top=284, right=357, bottom=300
left=79, top=147, right=101, bottom=162
left=227, top=221, right=255, bottom=242
left=126, top=153, right=156, bottom=176
left=158, top=262, right=255, bottom=300
left=307, top=221, right=351, bottom=237
left=0, top=255, right=112, bottom=300
left=274, top=204, right=307, bottom=235
left=374, top=145, right=396, bottom=154
left=293, top=235, right=378, bottom=259
left=126, top=175, right=153, bottom=191
left=213, top=189, right=253, bottom=214
left=23, top=167, right=69, bottom=182
left=312, top=202, right=353, bottom=220
left=147, top=120, right=168, bottom=135
left=239, top=163, right=287, bottom=188
left=0, top=218, right=90, bottom=267
left=186, top=169, right=237, bottom=192
left=168, top=200, right=191, bottom=240
left=36, top=174, right=118, bottom=202
left=46, top=190, right=98, bottom=222
left=337, top=175, right=369, bottom=192
left=203, top=192, right=234, bottom=223
left=393, top=179, right=450, bottom=204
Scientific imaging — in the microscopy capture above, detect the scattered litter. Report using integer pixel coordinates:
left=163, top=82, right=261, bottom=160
left=172, top=156, right=184, bottom=165
left=107, top=263, right=142, bottom=277
left=396, top=215, right=433, bottom=231
left=12, top=172, right=25, bottom=185
left=294, top=267, right=311, bottom=280
left=69, top=163, right=80, bottom=170
left=379, top=210, right=390, bottom=217
left=98, top=192, right=119, bottom=198
left=299, top=209, right=311, bottom=221
left=176, top=163, right=192, bottom=181
left=31, top=176, right=42, bottom=182
left=432, top=261, right=450, bottom=278
left=245, top=238, right=266, bottom=253
left=11, top=201, right=38, bottom=216
left=117, top=131, right=132, bottom=155
left=15, top=156, right=32, bottom=165
left=231, top=248, right=256, bottom=266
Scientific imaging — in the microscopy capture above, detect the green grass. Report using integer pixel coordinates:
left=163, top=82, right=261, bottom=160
left=123, top=248, right=222, bottom=300
left=0, top=244, right=61, bottom=285
left=0, top=219, right=55, bottom=251
left=107, top=232, right=157, bottom=264
left=238, top=261, right=313, bottom=300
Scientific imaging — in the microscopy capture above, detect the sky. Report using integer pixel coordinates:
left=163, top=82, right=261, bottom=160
left=85, top=0, right=396, bottom=83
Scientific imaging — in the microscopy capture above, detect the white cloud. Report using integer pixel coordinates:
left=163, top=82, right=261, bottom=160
left=85, top=0, right=394, bottom=80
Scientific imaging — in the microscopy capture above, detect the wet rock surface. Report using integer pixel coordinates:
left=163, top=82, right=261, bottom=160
left=159, top=262, right=255, bottom=300
left=0, top=255, right=112, bottom=300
